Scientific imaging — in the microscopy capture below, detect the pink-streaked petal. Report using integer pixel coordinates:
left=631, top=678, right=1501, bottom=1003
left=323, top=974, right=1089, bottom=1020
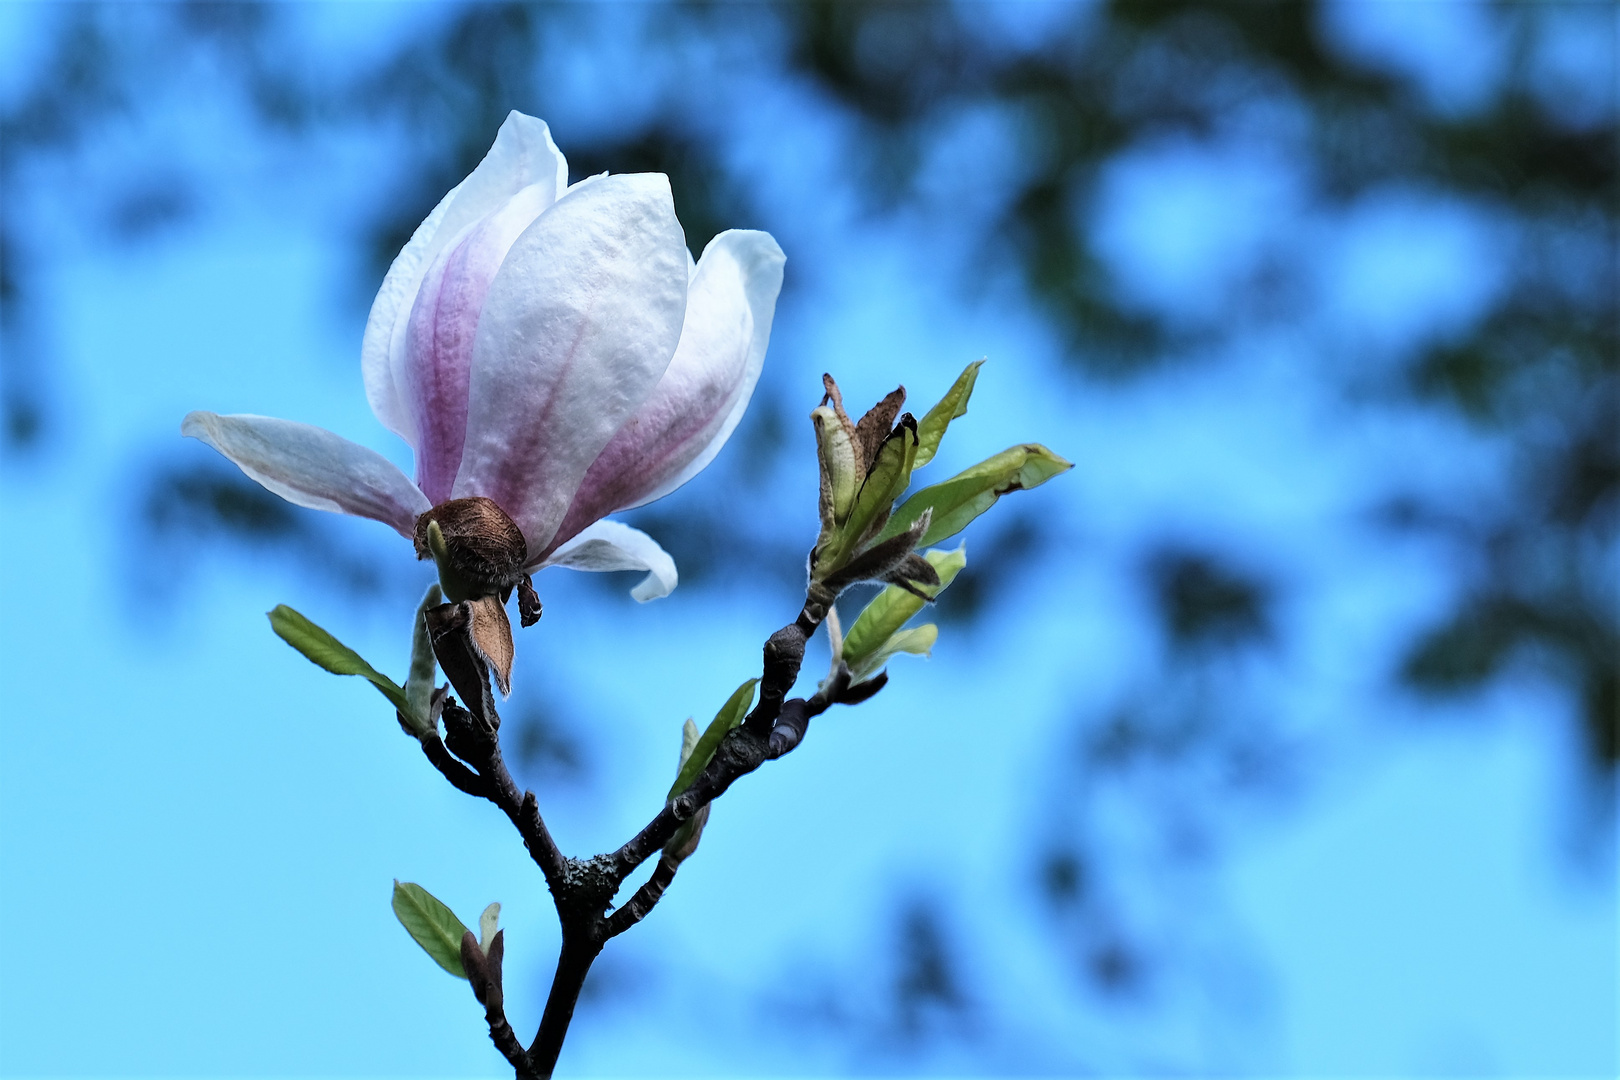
left=182, top=411, right=429, bottom=537
left=403, top=182, right=554, bottom=505
left=361, top=112, right=568, bottom=447
left=546, top=230, right=784, bottom=551
left=452, top=173, right=688, bottom=557
left=534, top=520, right=678, bottom=602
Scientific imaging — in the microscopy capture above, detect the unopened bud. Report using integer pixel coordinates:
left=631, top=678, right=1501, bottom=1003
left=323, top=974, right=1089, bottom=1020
left=478, top=902, right=501, bottom=954
left=812, top=404, right=859, bottom=529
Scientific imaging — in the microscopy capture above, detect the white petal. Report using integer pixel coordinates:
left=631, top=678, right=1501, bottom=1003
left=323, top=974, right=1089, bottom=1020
left=452, top=172, right=688, bottom=556
left=535, top=519, right=678, bottom=602
left=402, top=182, right=555, bottom=505
left=361, top=112, right=568, bottom=446
left=541, top=231, right=783, bottom=551
left=621, top=230, right=785, bottom=509
left=181, top=411, right=429, bottom=538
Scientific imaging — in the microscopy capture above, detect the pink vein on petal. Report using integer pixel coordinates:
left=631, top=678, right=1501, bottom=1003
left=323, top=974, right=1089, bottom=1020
left=480, top=291, right=599, bottom=541
left=406, top=232, right=483, bottom=505
left=546, top=382, right=737, bottom=556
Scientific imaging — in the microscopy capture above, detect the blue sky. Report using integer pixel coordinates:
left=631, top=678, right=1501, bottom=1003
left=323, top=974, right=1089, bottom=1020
left=0, top=2, right=1614, bottom=1076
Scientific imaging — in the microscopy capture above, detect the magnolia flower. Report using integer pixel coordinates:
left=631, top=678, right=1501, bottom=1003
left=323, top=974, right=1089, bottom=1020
left=185, top=111, right=784, bottom=632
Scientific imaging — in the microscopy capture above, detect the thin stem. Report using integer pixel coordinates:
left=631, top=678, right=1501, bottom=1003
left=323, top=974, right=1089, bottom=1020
left=604, top=856, right=678, bottom=939
left=461, top=931, right=535, bottom=1077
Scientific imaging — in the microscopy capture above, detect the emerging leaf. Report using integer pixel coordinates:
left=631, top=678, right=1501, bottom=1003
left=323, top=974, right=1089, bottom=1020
left=392, top=880, right=471, bottom=979
left=823, top=416, right=918, bottom=571
left=423, top=518, right=476, bottom=604
left=403, top=584, right=444, bottom=734
left=824, top=603, right=846, bottom=663
left=478, top=901, right=501, bottom=954
left=677, top=718, right=701, bottom=770
left=669, top=679, right=758, bottom=799
left=665, top=718, right=712, bottom=864
left=878, top=444, right=1071, bottom=549
left=847, top=624, right=939, bottom=684
left=913, top=360, right=982, bottom=469
left=843, top=545, right=967, bottom=663
left=268, top=605, right=411, bottom=717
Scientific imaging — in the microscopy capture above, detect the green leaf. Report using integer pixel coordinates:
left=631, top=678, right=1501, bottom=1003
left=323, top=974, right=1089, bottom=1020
left=391, top=880, right=470, bottom=979
left=833, top=420, right=919, bottom=564
left=877, top=444, right=1072, bottom=550
left=404, top=584, right=444, bottom=733
left=848, top=624, right=939, bottom=684
left=669, top=679, right=758, bottom=799
left=268, top=605, right=411, bottom=717
left=913, top=360, right=982, bottom=470
left=843, top=545, right=966, bottom=663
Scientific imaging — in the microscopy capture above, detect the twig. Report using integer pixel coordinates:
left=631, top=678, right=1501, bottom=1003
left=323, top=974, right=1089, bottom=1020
left=461, top=930, right=535, bottom=1078
left=604, top=856, right=679, bottom=939
left=423, top=592, right=877, bottom=1078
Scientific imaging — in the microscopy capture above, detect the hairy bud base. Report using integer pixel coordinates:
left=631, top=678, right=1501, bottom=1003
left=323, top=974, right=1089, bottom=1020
left=414, top=497, right=529, bottom=599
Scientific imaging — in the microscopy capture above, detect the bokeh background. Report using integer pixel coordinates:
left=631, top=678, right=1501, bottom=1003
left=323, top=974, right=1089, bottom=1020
left=1, top=1, right=1615, bottom=1076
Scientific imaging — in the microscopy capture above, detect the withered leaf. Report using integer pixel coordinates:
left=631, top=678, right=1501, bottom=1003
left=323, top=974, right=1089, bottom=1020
left=467, top=595, right=515, bottom=697
left=854, top=386, right=906, bottom=472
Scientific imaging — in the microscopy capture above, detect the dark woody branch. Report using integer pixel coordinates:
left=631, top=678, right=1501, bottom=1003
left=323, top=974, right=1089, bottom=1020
left=603, top=855, right=678, bottom=939
left=609, top=624, right=852, bottom=880
left=422, top=590, right=878, bottom=1079
left=424, top=603, right=568, bottom=889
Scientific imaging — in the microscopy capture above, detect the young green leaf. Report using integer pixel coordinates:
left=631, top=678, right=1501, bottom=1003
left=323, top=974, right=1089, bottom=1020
left=404, top=584, right=444, bottom=733
left=391, top=880, right=471, bottom=979
left=424, top=518, right=478, bottom=603
left=913, top=360, right=983, bottom=469
left=877, top=444, right=1072, bottom=549
left=831, top=418, right=919, bottom=565
left=664, top=718, right=709, bottom=863
left=268, top=605, right=411, bottom=716
left=842, top=545, right=966, bottom=663
left=847, top=623, right=939, bottom=684
left=669, top=679, right=758, bottom=799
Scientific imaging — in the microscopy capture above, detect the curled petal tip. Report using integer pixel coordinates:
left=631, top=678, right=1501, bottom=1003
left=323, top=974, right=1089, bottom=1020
left=536, top=520, right=678, bottom=602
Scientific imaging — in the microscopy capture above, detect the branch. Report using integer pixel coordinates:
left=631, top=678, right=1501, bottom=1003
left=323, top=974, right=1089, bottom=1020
left=604, top=855, right=679, bottom=939
left=420, top=734, right=487, bottom=797
left=418, top=589, right=882, bottom=1079
left=608, top=618, right=867, bottom=882
left=460, top=930, right=535, bottom=1078
left=527, top=935, right=602, bottom=1078
left=426, top=602, right=567, bottom=889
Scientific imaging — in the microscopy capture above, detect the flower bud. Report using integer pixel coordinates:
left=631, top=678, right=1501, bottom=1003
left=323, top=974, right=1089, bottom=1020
left=812, top=404, right=859, bottom=531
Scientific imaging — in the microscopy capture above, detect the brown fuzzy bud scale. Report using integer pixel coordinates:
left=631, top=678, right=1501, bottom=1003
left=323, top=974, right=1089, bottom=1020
left=413, top=497, right=529, bottom=598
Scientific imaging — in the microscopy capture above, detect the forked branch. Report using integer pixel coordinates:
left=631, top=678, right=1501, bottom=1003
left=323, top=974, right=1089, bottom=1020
left=420, top=589, right=875, bottom=1079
